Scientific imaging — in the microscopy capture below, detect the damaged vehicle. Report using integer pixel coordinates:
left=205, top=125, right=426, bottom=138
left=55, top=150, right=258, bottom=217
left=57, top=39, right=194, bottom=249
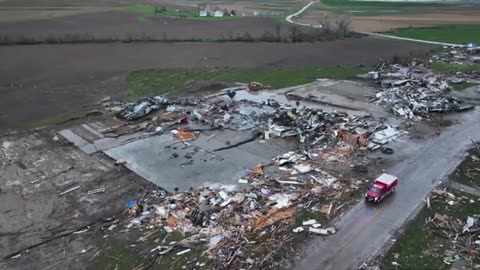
left=365, top=173, right=398, bottom=203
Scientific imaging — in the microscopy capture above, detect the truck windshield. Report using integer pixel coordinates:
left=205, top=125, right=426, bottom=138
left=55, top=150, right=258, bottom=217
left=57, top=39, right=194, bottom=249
left=369, top=186, right=382, bottom=194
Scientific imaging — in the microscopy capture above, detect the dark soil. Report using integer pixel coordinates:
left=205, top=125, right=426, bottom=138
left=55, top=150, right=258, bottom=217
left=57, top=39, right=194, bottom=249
left=0, top=38, right=433, bottom=130
left=0, top=11, right=296, bottom=41
left=0, top=131, right=155, bottom=270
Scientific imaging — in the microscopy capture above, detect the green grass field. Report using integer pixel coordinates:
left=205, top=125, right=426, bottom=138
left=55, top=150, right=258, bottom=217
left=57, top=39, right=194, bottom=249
left=389, top=25, right=480, bottom=44
left=451, top=148, right=480, bottom=186
left=127, top=66, right=370, bottom=99
left=319, top=0, right=444, bottom=16
left=432, top=62, right=480, bottom=74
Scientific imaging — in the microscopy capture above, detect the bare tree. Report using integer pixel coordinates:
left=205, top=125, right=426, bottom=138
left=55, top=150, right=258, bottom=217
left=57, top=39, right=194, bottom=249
left=320, top=15, right=333, bottom=34
left=335, top=16, right=352, bottom=38
left=275, top=23, right=282, bottom=42
left=289, top=26, right=299, bottom=42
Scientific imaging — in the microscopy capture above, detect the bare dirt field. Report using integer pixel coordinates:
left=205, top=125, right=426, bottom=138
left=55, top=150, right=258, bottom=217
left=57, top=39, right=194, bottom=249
left=0, top=38, right=433, bottom=130
left=0, top=0, right=134, bottom=22
left=351, top=9, right=480, bottom=32
left=299, top=4, right=480, bottom=32
left=0, top=7, right=125, bottom=23
left=0, top=131, right=155, bottom=270
left=0, top=11, right=295, bottom=41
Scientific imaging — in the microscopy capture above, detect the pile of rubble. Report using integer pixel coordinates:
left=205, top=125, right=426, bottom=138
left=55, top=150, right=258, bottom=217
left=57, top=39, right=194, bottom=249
left=266, top=106, right=404, bottom=150
left=116, top=165, right=345, bottom=269
left=427, top=188, right=480, bottom=266
left=431, top=46, right=480, bottom=66
left=102, top=92, right=405, bottom=151
left=370, top=61, right=474, bottom=120
left=97, top=91, right=406, bottom=268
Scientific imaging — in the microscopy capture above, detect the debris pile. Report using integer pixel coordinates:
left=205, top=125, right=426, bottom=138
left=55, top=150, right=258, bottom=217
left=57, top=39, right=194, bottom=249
left=115, top=166, right=350, bottom=269
left=431, top=46, right=480, bottom=66
left=371, top=62, right=474, bottom=120
left=104, top=92, right=405, bottom=152
left=90, top=86, right=408, bottom=268
left=425, top=188, right=480, bottom=266
left=266, top=106, right=405, bottom=151
left=117, top=96, right=171, bottom=120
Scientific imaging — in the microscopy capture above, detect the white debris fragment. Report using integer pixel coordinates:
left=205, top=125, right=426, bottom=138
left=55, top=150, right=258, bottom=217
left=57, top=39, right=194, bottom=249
left=293, top=227, right=304, bottom=233
left=218, top=191, right=229, bottom=200
left=302, top=219, right=317, bottom=226
left=268, top=193, right=296, bottom=209
left=153, top=205, right=167, bottom=217
left=463, top=216, right=475, bottom=233
left=60, top=185, right=81, bottom=196
left=293, top=164, right=313, bottom=174
left=176, top=249, right=191, bottom=256
left=87, top=187, right=105, bottom=195
left=238, top=178, right=249, bottom=184
left=370, top=126, right=406, bottom=145
left=310, top=171, right=337, bottom=187
left=309, top=227, right=336, bottom=235
left=273, top=151, right=303, bottom=166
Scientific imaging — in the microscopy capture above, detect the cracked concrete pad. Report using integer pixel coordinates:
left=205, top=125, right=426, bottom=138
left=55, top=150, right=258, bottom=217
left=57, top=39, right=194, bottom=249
left=104, top=129, right=295, bottom=191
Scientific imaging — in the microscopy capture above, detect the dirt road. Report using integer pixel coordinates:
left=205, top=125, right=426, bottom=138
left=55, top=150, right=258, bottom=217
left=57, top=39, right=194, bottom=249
left=286, top=1, right=319, bottom=27
left=288, top=1, right=467, bottom=46
left=294, top=109, right=480, bottom=270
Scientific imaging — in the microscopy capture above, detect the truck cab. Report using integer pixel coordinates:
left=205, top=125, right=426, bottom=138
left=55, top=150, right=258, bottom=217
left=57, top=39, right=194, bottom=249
left=365, top=173, right=398, bottom=203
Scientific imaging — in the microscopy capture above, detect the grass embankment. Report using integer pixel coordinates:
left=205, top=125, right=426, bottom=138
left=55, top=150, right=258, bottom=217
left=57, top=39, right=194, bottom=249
left=431, top=63, right=480, bottom=91
left=127, top=66, right=370, bottom=99
left=320, top=0, right=444, bottom=16
left=451, top=148, right=480, bottom=187
left=382, top=190, right=480, bottom=270
left=388, top=25, right=480, bottom=44
left=89, top=231, right=205, bottom=270
left=431, top=62, right=480, bottom=74
left=450, top=81, right=479, bottom=91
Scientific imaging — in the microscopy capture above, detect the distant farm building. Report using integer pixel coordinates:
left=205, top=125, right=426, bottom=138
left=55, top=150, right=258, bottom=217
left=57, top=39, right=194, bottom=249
left=213, top=9, right=224, bottom=17
left=198, top=3, right=225, bottom=17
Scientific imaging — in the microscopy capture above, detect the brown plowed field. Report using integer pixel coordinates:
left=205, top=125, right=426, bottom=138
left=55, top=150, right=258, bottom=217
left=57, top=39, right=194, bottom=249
left=351, top=12, right=480, bottom=32
left=299, top=5, right=480, bottom=32
left=0, top=11, right=298, bottom=40
left=0, top=38, right=433, bottom=129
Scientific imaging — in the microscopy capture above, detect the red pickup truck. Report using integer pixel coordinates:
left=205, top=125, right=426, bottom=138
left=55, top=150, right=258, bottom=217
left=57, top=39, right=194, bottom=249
left=365, top=173, right=398, bottom=203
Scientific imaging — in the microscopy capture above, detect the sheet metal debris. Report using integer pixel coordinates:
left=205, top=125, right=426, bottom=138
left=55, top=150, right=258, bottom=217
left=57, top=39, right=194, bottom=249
left=117, top=96, right=170, bottom=120
left=370, top=52, right=477, bottom=120
left=431, top=46, right=480, bottom=66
